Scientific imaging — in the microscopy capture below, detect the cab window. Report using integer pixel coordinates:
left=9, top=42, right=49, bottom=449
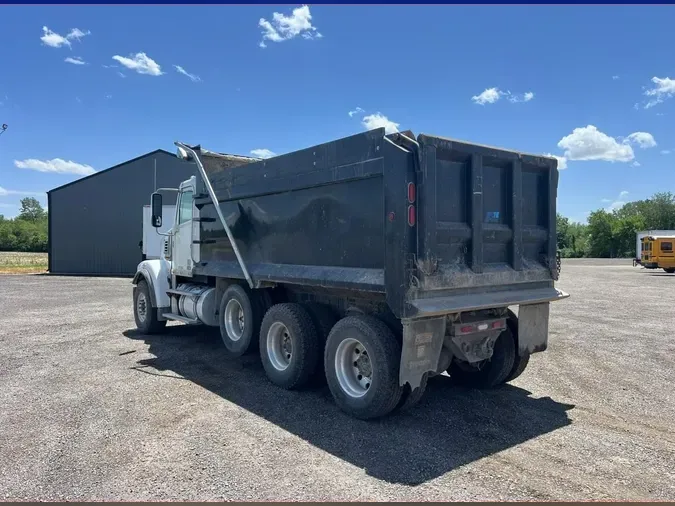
left=178, top=190, right=193, bottom=225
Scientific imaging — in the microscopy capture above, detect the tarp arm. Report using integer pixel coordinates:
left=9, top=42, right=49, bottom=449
left=174, top=141, right=254, bottom=289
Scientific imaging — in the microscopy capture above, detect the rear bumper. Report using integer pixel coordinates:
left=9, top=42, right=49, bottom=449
left=409, top=286, right=569, bottom=317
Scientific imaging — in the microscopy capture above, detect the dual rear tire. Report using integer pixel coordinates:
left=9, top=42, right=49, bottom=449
left=218, top=285, right=408, bottom=419
left=217, top=285, right=527, bottom=419
left=447, top=311, right=530, bottom=388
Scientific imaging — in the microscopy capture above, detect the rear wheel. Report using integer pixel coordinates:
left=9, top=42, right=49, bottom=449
left=504, top=311, right=530, bottom=383
left=664, top=268, right=675, bottom=274
left=218, top=284, right=263, bottom=357
left=448, top=327, right=516, bottom=388
left=325, top=315, right=403, bottom=420
left=260, top=303, right=320, bottom=390
left=395, top=373, right=428, bottom=413
left=302, top=302, right=338, bottom=384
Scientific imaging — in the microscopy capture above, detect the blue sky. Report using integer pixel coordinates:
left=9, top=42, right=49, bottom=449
left=1, top=5, right=674, bottom=222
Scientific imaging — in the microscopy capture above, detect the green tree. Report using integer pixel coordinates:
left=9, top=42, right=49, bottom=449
left=17, top=197, right=46, bottom=223
left=586, top=210, right=616, bottom=257
left=556, top=214, right=570, bottom=249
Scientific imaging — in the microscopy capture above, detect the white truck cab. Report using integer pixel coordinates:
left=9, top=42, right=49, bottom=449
left=132, top=175, right=219, bottom=333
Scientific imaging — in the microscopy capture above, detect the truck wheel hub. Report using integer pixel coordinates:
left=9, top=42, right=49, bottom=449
left=335, top=338, right=372, bottom=399
left=137, top=293, right=147, bottom=323
left=267, top=322, right=293, bottom=372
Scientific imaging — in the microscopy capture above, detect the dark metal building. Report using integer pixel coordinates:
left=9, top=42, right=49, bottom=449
left=47, top=149, right=194, bottom=276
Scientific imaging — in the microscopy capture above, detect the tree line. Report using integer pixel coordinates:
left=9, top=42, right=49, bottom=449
left=558, top=192, right=675, bottom=258
left=0, top=198, right=48, bottom=252
left=1, top=193, right=674, bottom=258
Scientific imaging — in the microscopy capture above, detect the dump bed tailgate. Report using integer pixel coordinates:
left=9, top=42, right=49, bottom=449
left=412, top=134, right=559, bottom=303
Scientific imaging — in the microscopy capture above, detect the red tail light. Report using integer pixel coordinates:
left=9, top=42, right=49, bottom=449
left=407, top=182, right=416, bottom=203
left=407, top=205, right=416, bottom=226
left=460, top=325, right=474, bottom=333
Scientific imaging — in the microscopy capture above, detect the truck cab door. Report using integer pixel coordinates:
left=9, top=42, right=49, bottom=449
left=172, top=179, right=198, bottom=277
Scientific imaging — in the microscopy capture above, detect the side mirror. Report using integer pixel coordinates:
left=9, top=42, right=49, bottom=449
left=151, top=192, right=163, bottom=228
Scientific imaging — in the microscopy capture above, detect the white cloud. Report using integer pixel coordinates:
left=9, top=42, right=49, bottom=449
left=0, top=186, right=45, bottom=197
left=259, top=5, right=321, bottom=48
left=632, top=161, right=641, bottom=167
left=348, top=107, right=365, bottom=118
left=112, top=52, right=163, bottom=76
left=105, top=94, right=112, bottom=100
left=603, top=191, right=630, bottom=212
left=64, top=56, right=86, bottom=65
left=556, top=125, right=657, bottom=163
left=14, top=158, right=95, bottom=176
left=644, top=77, right=675, bottom=109
left=606, top=200, right=626, bottom=212
left=507, top=91, right=534, bottom=103
left=544, top=153, right=567, bottom=170
left=75, top=96, right=82, bottom=103
left=173, top=65, right=201, bottom=83
left=250, top=149, right=276, bottom=159
left=67, top=28, right=90, bottom=42
left=117, top=72, right=126, bottom=78
left=472, top=87, right=502, bottom=105
left=362, top=113, right=399, bottom=134
left=558, top=126, right=633, bottom=162
left=472, top=87, right=534, bottom=105
left=625, top=132, right=656, bottom=149
left=612, top=75, right=620, bottom=80
left=661, top=150, right=671, bottom=155
left=40, top=26, right=90, bottom=48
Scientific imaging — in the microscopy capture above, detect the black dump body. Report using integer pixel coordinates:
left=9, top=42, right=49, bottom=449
left=193, top=128, right=560, bottom=319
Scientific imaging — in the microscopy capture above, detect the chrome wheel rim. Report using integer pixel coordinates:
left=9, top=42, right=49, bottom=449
left=224, top=299, right=245, bottom=341
left=137, top=292, right=148, bottom=323
left=266, top=322, right=293, bottom=371
left=335, top=338, right=372, bottom=398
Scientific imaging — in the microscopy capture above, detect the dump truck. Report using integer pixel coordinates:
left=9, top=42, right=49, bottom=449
left=132, top=128, right=568, bottom=419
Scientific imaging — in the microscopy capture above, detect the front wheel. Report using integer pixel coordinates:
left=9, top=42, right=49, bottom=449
left=133, top=280, right=166, bottom=334
left=324, top=315, right=403, bottom=420
left=664, top=268, right=675, bottom=274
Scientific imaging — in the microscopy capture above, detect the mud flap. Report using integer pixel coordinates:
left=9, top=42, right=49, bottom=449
left=400, top=317, right=446, bottom=389
left=517, top=302, right=550, bottom=355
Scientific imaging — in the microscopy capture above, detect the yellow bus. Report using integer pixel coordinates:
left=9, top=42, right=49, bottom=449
left=640, top=236, right=675, bottom=273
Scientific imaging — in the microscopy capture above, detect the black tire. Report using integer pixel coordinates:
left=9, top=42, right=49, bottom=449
left=504, top=311, right=530, bottom=382
left=302, top=303, right=338, bottom=384
left=395, top=373, right=428, bottom=413
left=218, top=284, right=263, bottom=357
left=259, top=303, right=320, bottom=390
left=324, top=315, right=403, bottom=420
left=448, top=327, right=516, bottom=389
left=664, top=268, right=675, bottom=274
left=133, top=280, right=166, bottom=334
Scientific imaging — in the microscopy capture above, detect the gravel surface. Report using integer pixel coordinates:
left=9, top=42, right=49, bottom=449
left=1, top=260, right=674, bottom=500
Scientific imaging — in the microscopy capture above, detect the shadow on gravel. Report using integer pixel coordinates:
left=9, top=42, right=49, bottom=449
left=124, top=326, right=574, bottom=486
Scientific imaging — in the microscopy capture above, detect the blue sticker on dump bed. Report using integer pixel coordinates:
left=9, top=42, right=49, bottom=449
left=486, top=211, right=500, bottom=223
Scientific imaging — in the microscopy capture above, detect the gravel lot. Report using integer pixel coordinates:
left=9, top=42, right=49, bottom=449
left=1, top=259, right=674, bottom=500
